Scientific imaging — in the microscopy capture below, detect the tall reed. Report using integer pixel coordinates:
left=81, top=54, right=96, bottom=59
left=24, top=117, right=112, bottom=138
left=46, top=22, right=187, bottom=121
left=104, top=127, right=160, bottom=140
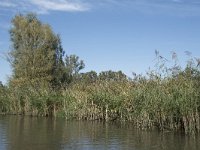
left=3, top=53, right=200, bottom=134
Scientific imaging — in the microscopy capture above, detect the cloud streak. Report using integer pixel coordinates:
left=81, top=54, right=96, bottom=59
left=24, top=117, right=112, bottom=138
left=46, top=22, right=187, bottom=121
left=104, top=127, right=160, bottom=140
left=0, top=0, right=90, bottom=14
left=30, top=0, right=90, bottom=13
left=0, top=0, right=200, bottom=16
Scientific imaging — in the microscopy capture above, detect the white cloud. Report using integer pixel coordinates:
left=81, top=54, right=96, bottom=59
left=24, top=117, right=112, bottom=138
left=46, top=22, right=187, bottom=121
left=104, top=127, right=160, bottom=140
left=30, top=0, right=90, bottom=13
left=0, top=0, right=90, bottom=14
left=0, top=0, right=200, bottom=16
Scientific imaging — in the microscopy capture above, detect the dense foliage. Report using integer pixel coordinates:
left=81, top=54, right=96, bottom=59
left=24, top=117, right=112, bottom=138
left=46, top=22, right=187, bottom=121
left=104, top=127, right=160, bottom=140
left=1, top=14, right=200, bottom=134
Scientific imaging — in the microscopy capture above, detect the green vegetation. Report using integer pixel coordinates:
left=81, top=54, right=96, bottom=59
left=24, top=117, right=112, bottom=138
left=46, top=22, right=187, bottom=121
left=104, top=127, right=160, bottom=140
left=1, top=13, right=200, bottom=134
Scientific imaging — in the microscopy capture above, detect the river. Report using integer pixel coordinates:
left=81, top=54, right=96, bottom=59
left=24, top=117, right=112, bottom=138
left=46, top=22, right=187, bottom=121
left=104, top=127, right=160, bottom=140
left=0, top=115, right=199, bottom=150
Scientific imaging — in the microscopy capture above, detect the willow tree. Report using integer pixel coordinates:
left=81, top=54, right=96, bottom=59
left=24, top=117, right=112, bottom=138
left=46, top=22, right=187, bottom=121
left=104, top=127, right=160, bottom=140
left=9, top=13, right=64, bottom=89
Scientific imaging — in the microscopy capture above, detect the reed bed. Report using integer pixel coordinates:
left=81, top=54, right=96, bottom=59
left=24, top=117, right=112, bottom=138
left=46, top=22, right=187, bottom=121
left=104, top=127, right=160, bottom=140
left=1, top=55, right=200, bottom=134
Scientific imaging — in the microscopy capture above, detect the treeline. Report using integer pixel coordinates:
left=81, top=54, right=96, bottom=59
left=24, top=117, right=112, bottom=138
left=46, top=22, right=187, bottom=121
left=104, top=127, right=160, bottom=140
left=1, top=13, right=200, bottom=134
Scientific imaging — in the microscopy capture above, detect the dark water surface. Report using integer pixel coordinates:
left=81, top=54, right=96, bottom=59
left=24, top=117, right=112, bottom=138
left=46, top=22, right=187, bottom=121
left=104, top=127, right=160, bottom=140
left=0, top=115, right=199, bottom=150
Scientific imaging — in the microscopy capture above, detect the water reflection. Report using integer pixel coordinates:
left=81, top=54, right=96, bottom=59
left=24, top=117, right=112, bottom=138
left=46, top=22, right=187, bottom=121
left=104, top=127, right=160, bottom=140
left=0, top=116, right=199, bottom=150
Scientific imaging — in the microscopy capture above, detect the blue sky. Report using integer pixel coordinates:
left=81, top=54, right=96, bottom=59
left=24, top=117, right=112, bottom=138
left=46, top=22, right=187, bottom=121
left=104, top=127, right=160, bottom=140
left=1, top=0, right=200, bottom=84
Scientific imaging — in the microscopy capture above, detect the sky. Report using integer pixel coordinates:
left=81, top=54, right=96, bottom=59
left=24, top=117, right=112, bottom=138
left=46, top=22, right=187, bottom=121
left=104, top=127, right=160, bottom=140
left=1, top=0, right=200, bottom=84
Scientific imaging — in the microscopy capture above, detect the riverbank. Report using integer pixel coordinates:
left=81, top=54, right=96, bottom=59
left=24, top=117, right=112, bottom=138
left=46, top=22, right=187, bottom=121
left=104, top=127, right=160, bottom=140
left=1, top=68, right=200, bottom=134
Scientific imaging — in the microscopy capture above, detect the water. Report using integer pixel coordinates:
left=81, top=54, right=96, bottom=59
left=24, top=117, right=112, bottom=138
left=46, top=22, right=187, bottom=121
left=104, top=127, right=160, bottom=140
left=0, top=116, right=199, bottom=150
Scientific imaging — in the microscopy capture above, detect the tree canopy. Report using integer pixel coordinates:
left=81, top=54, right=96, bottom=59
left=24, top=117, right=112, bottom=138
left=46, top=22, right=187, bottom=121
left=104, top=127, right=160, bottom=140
left=9, top=13, right=84, bottom=89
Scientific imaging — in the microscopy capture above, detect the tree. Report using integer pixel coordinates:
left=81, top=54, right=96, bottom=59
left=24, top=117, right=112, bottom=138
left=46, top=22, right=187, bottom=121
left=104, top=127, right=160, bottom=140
left=99, top=70, right=127, bottom=81
left=0, top=81, right=9, bottom=113
left=64, top=54, right=85, bottom=84
left=79, top=71, right=98, bottom=83
left=9, top=13, right=64, bottom=89
left=0, top=81, right=3, bottom=87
